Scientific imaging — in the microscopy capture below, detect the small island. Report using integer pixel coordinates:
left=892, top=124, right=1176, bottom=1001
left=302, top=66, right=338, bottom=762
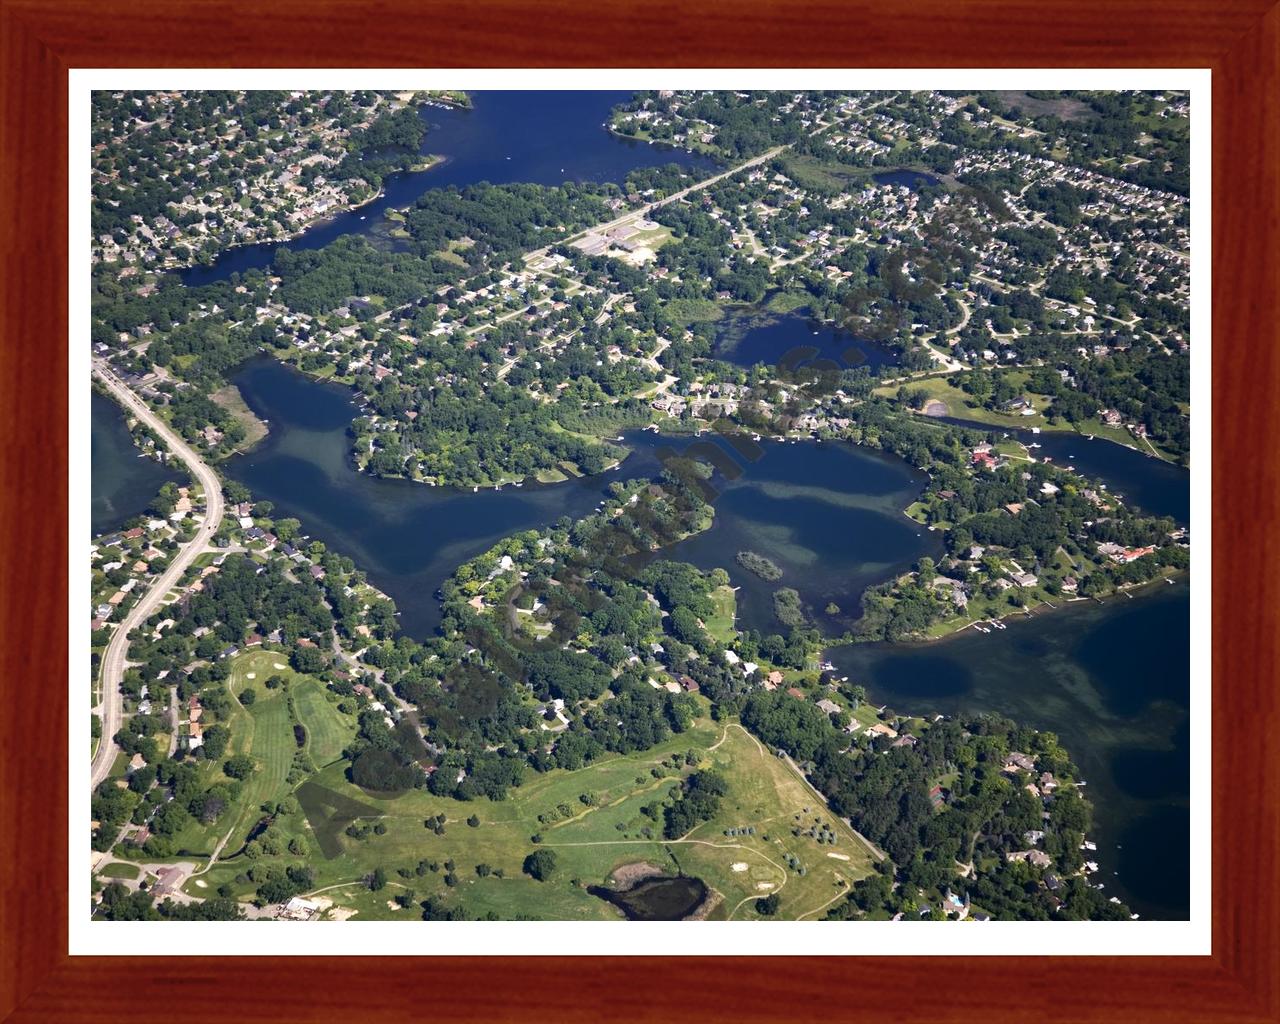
left=772, top=587, right=807, bottom=627
left=736, top=550, right=783, bottom=582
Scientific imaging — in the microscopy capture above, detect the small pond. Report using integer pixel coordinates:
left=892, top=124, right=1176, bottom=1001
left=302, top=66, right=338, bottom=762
left=588, top=875, right=709, bottom=921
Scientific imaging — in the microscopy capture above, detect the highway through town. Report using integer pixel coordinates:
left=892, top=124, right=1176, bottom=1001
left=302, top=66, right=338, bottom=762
left=90, top=361, right=225, bottom=789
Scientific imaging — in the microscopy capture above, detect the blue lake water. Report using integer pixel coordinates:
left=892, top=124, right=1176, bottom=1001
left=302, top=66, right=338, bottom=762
left=91, top=390, right=179, bottom=535
left=223, top=358, right=935, bottom=640
left=831, top=580, right=1190, bottom=920
left=180, top=91, right=718, bottom=287
left=659, top=434, right=937, bottom=634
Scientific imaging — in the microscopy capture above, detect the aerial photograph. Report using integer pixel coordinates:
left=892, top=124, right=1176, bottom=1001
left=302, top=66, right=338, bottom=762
left=88, top=87, right=1191, bottom=925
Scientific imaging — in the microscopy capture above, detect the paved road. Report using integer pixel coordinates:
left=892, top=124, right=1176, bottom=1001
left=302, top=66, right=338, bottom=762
left=524, top=145, right=787, bottom=264
left=90, top=361, right=225, bottom=789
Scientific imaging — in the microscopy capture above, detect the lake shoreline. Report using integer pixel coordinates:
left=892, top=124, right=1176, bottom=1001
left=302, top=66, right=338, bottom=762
left=212, top=383, right=269, bottom=457
left=589, top=867, right=715, bottom=921
left=828, top=577, right=1190, bottom=919
left=905, top=401, right=1181, bottom=466
left=834, top=568, right=1189, bottom=654
left=170, top=154, right=447, bottom=282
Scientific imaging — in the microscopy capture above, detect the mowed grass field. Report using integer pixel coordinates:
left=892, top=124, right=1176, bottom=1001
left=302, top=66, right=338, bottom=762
left=874, top=374, right=1054, bottom=429
left=291, top=676, right=353, bottom=767
left=703, top=585, right=738, bottom=645
left=670, top=724, right=876, bottom=920
left=179, top=699, right=875, bottom=921
left=876, top=375, right=1170, bottom=456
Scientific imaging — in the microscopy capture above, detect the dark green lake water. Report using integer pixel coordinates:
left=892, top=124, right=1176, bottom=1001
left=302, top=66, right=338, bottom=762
left=713, top=306, right=902, bottom=375
left=588, top=876, right=708, bottom=920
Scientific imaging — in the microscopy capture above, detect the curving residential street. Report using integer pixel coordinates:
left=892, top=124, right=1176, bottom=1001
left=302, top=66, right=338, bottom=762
left=90, top=361, right=225, bottom=789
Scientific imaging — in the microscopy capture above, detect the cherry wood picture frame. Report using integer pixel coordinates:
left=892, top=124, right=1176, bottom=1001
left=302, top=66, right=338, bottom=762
left=2, top=1, right=1276, bottom=1020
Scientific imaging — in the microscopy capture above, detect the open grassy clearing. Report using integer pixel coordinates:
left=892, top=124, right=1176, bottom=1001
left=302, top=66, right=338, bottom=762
left=181, top=719, right=721, bottom=918
left=97, top=861, right=140, bottom=880
left=988, top=91, right=1092, bottom=121
left=175, top=698, right=870, bottom=920
left=292, top=678, right=355, bottom=767
left=629, top=224, right=674, bottom=250
left=876, top=375, right=1177, bottom=460
left=664, top=724, right=875, bottom=920
left=876, top=374, right=1054, bottom=429
left=663, top=297, right=724, bottom=329
left=765, top=290, right=811, bottom=314
left=780, top=153, right=875, bottom=194
left=211, top=384, right=268, bottom=453
left=703, top=585, right=737, bottom=644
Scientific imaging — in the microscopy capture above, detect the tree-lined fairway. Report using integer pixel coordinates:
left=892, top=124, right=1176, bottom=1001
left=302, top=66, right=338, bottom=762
left=292, top=678, right=353, bottom=766
left=126, top=650, right=359, bottom=860
left=178, top=705, right=873, bottom=920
